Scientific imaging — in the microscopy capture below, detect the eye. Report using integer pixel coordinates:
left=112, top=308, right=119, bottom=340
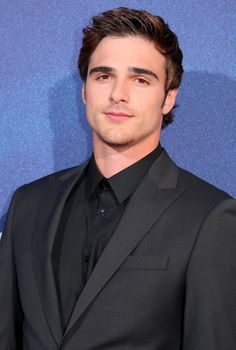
left=135, top=77, right=150, bottom=86
left=96, top=74, right=111, bottom=81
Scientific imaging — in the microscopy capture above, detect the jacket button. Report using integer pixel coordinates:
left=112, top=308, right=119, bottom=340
left=100, top=208, right=106, bottom=217
left=84, top=255, right=89, bottom=263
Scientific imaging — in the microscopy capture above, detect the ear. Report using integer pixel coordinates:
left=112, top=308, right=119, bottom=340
left=82, top=83, right=86, bottom=104
left=161, top=89, right=178, bottom=115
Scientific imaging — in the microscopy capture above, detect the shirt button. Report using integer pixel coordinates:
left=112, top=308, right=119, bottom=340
left=84, top=255, right=89, bottom=263
left=100, top=208, right=106, bottom=217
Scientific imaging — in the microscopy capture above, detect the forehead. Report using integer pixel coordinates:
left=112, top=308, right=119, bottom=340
left=89, top=36, right=166, bottom=72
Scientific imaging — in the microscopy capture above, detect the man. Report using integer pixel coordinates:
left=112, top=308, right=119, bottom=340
left=0, top=7, right=236, bottom=350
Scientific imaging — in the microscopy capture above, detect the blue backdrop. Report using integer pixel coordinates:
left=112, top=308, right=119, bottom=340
left=1, top=0, right=236, bottom=232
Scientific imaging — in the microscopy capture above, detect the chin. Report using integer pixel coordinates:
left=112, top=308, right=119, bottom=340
left=94, top=128, right=131, bottom=144
left=98, top=134, right=136, bottom=148
left=103, top=138, right=134, bottom=148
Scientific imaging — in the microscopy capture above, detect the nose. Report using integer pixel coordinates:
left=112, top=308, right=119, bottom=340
left=110, top=78, right=128, bottom=104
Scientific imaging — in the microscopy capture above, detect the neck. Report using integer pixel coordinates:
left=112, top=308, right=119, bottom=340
left=93, top=134, right=160, bottom=178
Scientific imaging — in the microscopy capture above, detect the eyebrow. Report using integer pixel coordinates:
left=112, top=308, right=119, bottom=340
left=88, top=66, right=159, bottom=80
left=88, top=66, right=113, bottom=76
left=128, top=67, right=158, bottom=80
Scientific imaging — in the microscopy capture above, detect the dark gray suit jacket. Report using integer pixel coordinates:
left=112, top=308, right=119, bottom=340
left=1, top=150, right=236, bottom=349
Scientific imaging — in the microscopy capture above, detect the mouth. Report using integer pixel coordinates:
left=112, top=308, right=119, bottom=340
left=104, top=111, right=133, bottom=121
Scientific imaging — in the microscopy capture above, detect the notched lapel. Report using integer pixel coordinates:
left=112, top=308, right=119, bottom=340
left=31, top=163, right=87, bottom=344
left=64, top=150, right=185, bottom=337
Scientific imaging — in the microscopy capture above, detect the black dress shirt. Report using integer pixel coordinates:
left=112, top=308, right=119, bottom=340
left=52, top=145, right=162, bottom=330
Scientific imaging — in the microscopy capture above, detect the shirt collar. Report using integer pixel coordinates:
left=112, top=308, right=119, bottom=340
left=86, top=144, right=163, bottom=203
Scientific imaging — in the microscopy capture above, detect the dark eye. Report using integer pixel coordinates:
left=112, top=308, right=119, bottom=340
left=135, top=77, right=149, bottom=85
left=96, top=74, right=111, bottom=81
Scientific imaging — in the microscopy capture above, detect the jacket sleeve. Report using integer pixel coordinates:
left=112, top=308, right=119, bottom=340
left=183, top=198, right=236, bottom=350
left=0, top=190, right=23, bottom=350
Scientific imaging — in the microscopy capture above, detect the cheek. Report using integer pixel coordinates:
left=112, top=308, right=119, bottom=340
left=135, top=87, right=164, bottom=104
left=85, top=87, right=107, bottom=117
left=86, top=82, right=111, bottom=100
left=136, top=91, right=164, bottom=115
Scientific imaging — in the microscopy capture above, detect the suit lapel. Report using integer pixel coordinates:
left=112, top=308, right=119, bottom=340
left=31, top=162, right=88, bottom=345
left=64, top=150, right=185, bottom=337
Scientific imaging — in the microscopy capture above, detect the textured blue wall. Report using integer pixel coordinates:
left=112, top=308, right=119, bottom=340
left=1, top=0, right=236, bottom=231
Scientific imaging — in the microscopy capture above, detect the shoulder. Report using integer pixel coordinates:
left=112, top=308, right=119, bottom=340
left=176, top=165, right=233, bottom=211
left=178, top=167, right=231, bottom=199
left=157, top=149, right=233, bottom=212
left=176, top=167, right=236, bottom=261
left=12, top=160, right=88, bottom=201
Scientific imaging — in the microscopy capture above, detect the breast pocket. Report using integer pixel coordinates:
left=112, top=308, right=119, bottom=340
left=121, top=255, right=169, bottom=270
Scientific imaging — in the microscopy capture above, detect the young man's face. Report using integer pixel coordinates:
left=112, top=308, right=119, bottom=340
left=82, top=36, right=177, bottom=150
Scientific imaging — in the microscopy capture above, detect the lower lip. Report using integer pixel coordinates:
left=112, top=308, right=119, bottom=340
left=105, top=113, right=132, bottom=121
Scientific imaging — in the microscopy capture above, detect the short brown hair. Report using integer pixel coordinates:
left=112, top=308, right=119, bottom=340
left=78, top=7, right=184, bottom=127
